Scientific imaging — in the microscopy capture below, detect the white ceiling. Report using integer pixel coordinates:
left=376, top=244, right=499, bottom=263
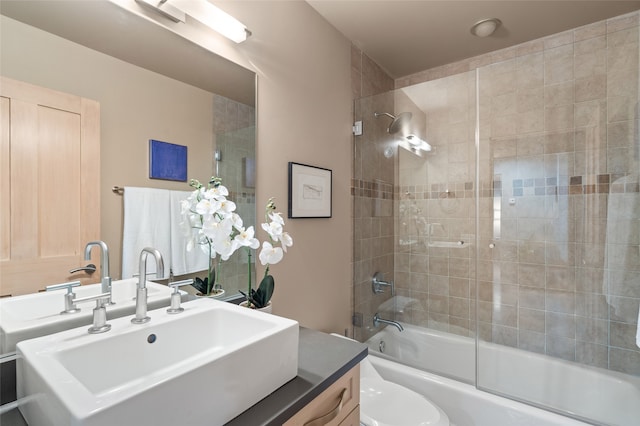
left=4, top=0, right=639, bottom=99
left=306, top=0, right=640, bottom=79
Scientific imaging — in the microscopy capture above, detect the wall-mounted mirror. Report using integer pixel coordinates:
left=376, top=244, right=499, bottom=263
left=0, top=0, right=255, bottom=317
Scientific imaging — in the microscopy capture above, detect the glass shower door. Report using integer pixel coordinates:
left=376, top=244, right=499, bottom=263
left=475, top=23, right=640, bottom=425
left=353, top=71, right=478, bottom=385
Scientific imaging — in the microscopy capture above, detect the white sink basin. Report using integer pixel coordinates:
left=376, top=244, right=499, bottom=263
left=17, top=298, right=299, bottom=426
left=0, top=279, right=181, bottom=353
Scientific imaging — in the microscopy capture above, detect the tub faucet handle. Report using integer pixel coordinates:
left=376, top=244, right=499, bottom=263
left=372, top=272, right=394, bottom=295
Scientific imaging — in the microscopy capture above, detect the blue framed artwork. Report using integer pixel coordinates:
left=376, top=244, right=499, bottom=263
left=149, top=140, right=187, bottom=181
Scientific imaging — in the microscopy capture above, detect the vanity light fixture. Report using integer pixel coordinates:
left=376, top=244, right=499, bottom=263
left=136, top=0, right=251, bottom=43
left=470, top=18, right=501, bottom=38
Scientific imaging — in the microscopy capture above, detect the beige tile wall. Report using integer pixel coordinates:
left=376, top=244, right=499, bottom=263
left=211, top=95, right=256, bottom=297
left=475, top=13, right=639, bottom=376
left=356, top=11, right=640, bottom=376
left=394, top=72, right=477, bottom=339
left=352, top=46, right=396, bottom=341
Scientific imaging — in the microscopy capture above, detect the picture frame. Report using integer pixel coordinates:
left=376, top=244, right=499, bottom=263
left=288, top=162, right=332, bottom=218
left=149, top=139, right=187, bottom=182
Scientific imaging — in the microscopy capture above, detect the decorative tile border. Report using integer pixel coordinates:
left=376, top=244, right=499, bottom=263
left=228, top=191, right=256, bottom=204
left=351, top=179, right=393, bottom=199
left=359, top=173, right=639, bottom=201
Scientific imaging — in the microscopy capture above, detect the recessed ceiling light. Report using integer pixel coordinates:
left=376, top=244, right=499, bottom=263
left=470, top=18, right=501, bottom=38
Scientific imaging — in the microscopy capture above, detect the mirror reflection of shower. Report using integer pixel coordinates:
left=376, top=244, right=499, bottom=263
left=374, top=111, right=412, bottom=134
left=374, top=111, right=432, bottom=154
left=214, top=148, right=221, bottom=176
left=405, top=134, right=432, bottom=152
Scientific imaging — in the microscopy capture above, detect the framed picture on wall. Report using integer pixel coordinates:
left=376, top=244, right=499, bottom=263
left=288, top=162, right=332, bottom=218
left=149, top=139, right=187, bottom=181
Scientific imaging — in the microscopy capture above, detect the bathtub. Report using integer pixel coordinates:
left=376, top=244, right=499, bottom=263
left=365, top=324, right=640, bottom=426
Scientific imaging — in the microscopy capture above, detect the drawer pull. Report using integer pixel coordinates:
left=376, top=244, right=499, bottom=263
left=303, top=387, right=347, bottom=426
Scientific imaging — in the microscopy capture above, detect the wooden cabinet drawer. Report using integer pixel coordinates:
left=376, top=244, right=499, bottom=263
left=338, top=405, right=360, bottom=426
left=284, top=364, right=360, bottom=426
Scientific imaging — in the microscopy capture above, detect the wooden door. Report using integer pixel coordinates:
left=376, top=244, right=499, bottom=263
left=0, top=77, right=100, bottom=296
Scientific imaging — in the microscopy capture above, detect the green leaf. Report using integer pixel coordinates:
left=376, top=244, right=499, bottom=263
left=191, top=277, right=209, bottom=295
left=253, top=274, right=274, bottom=308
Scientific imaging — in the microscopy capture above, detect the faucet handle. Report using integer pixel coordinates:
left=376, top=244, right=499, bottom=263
left=72, top=292, right=111, bottom=334
left=46, top=280, right=81, bottom=293
left=46, top=281, right=82, bottom=314
left=169, top=279, right=194, bottom=289
left=372, top=272, right=394, bottom=295
left=167, top=279, right=193, bottom=314
left=132, top=271, right=158, bottom=279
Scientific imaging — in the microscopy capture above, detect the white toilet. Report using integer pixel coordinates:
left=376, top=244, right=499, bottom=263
left=359, top=356, right=450, bottom=426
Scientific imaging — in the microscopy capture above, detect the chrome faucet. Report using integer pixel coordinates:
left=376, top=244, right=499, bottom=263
left=166, top=279, right=193, bottom=314
left=46, top=280, right=82, bottom=314
left=72, top=292, right=112, bottom=334
left=132, top=247, right=164, bottom=324
left=373, top=313, right=404, bottom=332
left=84, top=241, right=113, bottom=305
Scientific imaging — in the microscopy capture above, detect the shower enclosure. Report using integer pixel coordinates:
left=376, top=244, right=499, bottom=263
left=212, top=94, right=256, bottom=297
left=353, top=15, right=639, bottom=425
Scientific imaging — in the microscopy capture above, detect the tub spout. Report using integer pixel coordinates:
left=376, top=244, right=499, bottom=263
left=373, top=313, right=404, bottom=332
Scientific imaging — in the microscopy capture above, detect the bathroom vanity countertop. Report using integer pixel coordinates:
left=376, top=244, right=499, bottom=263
left=226, top=326, right=368, bottom=425
left=3, top=327, right=367, bottom=426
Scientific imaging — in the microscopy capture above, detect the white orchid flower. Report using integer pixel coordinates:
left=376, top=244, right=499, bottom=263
left=235, top=226, right=260, bottom=249
left=259, top=241, right=284, bottom=266
left=229, top=212, right=244, bottom=231
left=261, top=221, right=283, bottom=241
left=184, top=181, right=293, bottom=299
left=201, top=217, right=229, bottom=241
left=215, top=236, right=239, bottom=261
left=195, top=198, right=221, bottom=216
left=219, top=199, right=237, bottom=214
left=208, top=184, right=229, bottom=200
left=280, top=232, right=293, bottom=252
left=268, top=212, right=284, bottom=226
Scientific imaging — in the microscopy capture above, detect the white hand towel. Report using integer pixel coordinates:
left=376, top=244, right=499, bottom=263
left=122, top=187, right=171, bottom=279
left=170, top=190, right=209, bottom=276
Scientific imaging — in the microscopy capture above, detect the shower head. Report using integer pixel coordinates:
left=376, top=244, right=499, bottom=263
left=374, top=111, right=412, bottom=134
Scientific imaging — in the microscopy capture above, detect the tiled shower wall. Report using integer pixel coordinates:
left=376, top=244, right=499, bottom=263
left=351, top=46, right=397, bottom=342
left=474, top=14, right=640, bottom=375
left=357, top=11, right=640, bottom=376
left=393, top=71, right=478, bottom=338
left=213, top=94, right=256, bottom=296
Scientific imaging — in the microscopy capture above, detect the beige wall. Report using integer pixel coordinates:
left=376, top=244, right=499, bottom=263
left=1, top=15, right=215, bottom=282
left=2, top=1, right=355, bottom=334
left=222, top=2, right=354, bottom=333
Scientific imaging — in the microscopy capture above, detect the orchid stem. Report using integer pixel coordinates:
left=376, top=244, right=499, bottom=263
left=247, top=249, right=252, bottom=306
